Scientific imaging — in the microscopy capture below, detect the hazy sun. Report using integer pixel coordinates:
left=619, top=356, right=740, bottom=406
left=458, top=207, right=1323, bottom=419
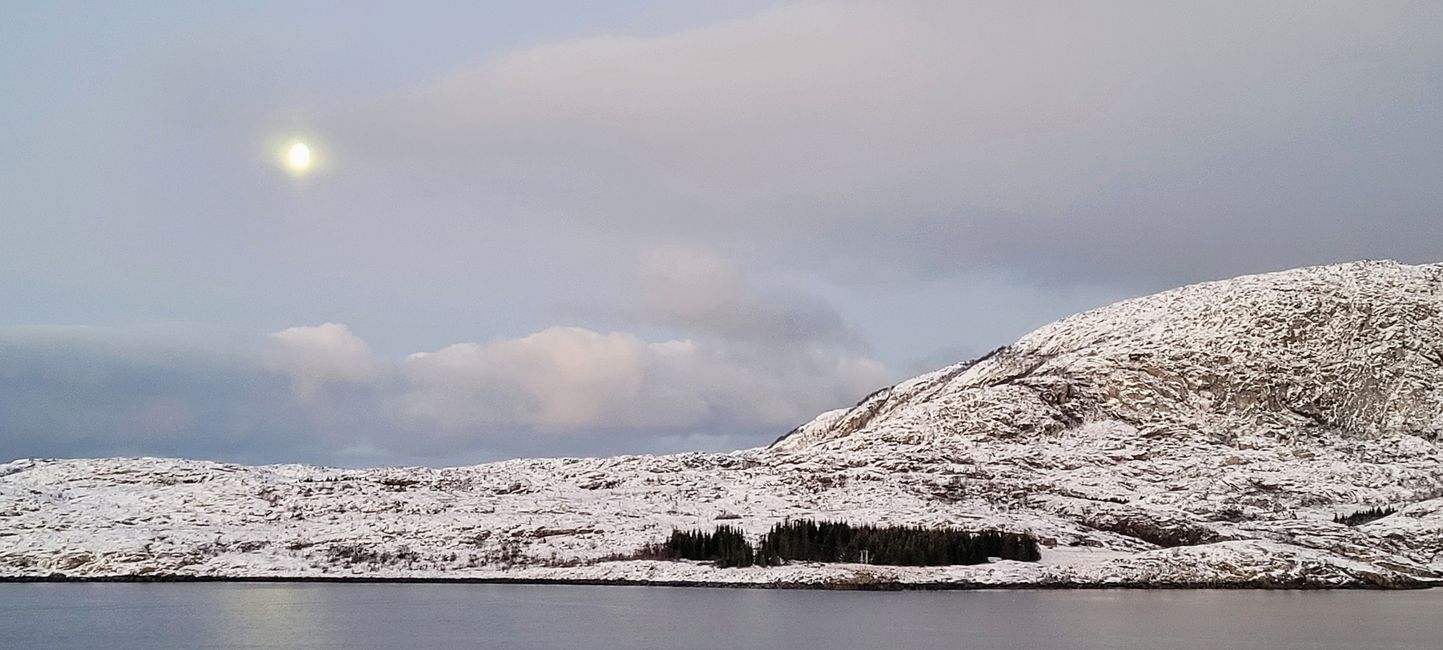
left=285, top=142, right=312, bottom=174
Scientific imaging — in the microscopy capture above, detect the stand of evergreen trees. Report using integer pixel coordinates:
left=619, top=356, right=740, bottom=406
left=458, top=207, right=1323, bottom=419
left=658, top=519, right=1041, bottom=567
left=1334, top=506, right=1395, bottom=526
left=755, top=519, right=1040, bottom=565
left=663, top=526, right=757, bottom=567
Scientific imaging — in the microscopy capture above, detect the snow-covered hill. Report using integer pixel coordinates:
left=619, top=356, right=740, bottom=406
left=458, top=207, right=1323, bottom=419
left=775, top=260, right=1443, bottom=450
left=4, top=260, right=1443, bottom=588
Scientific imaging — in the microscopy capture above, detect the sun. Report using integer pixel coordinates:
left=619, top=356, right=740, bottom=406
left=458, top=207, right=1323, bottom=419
left=285, top=141, right=313, bottom=174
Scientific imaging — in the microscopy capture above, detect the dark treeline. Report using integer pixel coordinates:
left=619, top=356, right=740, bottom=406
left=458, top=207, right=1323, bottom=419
left=1334, top=506, right=1396, bottom=526
left=756, top=520, right=1041, bottom=565
left=657, top=519, right=1041, bottom=568
left=663, top=526, right=756, bottom=567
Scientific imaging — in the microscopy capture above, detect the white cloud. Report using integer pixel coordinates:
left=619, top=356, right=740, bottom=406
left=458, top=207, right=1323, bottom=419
left=372, top=249, right=894, bottom=440
left=399, top=327, right=696, bottom=431
left=267, top=323, right=377, bottom=399
left=396, top=324, right=888, bottom=436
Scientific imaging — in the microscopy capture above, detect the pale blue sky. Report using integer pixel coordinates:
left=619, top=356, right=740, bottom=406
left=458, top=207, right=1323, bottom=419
left=3, top=1, right=1440, bottom=465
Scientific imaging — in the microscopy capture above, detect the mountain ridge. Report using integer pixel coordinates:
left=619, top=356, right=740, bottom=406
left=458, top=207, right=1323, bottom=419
left=775, top=260, right=1443, bottom=451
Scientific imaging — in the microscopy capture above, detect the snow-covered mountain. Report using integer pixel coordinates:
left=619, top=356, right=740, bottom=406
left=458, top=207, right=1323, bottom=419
left=775, top=260, right=1443, bottom=450
left=4, top=260, right=1443, bottom=588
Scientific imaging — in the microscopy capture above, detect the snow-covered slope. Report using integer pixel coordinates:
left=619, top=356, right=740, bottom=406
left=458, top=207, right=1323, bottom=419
left=4, top=261, right=1443, bottom=588
left=774, top=260, right=1443, bottom=450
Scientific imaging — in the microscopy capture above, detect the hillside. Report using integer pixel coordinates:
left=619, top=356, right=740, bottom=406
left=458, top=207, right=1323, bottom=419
left=4, top=261, right=1442, bottom=588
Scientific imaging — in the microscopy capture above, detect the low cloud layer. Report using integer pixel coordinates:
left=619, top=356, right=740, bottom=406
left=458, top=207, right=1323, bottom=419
left=2, top=256, right=889, bottom=465
left=267, top=323, right=378, bottom=399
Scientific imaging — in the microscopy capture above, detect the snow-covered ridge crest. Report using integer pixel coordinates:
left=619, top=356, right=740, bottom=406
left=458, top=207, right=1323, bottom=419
left=5, top=260, right=1443, bottom=588
left=773, top=260, right=1443, bottom=451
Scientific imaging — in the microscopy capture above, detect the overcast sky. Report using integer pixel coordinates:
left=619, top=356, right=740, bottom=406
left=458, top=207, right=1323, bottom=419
left=3, top=1, right=1440, bottom=466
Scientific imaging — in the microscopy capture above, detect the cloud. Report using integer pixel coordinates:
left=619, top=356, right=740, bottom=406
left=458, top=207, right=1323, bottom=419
left=337, top=1, right=1443, bottom=287
left=397, top=322, right=887, bottom=441
left=632, top=247, right=859, bottom=347
left=382, top=249, right=891, bottom=447
left=399, top=327, right=698, bottom=432
left=267, top=323, right=377, bottom=399
left=0, top=326, right=341, bottom=464
left=0, top=260, right=890, bottom=464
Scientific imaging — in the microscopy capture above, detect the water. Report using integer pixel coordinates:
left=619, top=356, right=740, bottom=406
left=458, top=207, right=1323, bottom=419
left=2, top=583, right=1441, bottom=649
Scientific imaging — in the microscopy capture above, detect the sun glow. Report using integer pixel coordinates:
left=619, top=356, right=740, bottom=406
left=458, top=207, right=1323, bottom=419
left=285, top=142, right=313, bottom=174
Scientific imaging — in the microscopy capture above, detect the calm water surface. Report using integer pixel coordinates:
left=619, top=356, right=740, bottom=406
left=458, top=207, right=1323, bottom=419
left=2, top=583, right=1440, bottom=649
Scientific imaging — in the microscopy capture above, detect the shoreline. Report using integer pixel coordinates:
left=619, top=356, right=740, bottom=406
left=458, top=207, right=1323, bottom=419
left=0, top=574, right=1429, bottom=591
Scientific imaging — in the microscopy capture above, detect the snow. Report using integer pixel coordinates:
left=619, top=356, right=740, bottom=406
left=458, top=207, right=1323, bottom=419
left=3, top=260, right=1442, bottom=588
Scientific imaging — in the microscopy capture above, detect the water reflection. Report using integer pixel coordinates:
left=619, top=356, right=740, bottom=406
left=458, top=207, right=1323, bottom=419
left=1, top=584, right=1440, bottom=649
left=209, top=583, right=335, bottom=648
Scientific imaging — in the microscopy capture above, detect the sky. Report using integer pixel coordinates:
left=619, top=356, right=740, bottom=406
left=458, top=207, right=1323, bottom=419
left=3, top=1, right=1441, bottom=466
